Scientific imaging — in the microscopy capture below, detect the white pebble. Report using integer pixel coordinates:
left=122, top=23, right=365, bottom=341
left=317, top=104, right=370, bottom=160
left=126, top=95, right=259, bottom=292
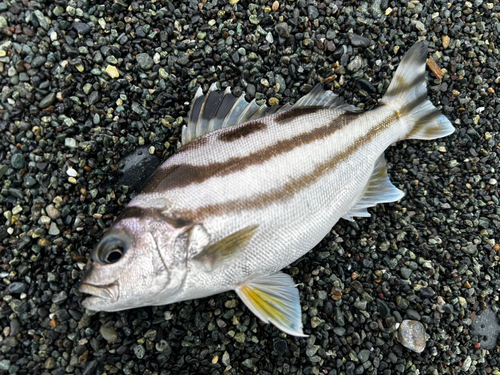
left=66, top=167, right=77, bottom=177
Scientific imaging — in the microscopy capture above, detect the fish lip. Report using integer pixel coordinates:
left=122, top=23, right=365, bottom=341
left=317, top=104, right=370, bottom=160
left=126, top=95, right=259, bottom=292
left=79, top=282, right=119, bottom=303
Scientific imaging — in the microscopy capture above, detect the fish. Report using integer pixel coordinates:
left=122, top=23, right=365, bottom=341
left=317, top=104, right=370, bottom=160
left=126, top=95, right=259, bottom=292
left=79, top=42, right=455, bottom=337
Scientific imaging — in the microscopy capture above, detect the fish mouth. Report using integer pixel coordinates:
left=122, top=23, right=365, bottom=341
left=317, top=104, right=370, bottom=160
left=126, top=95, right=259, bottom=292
left=79, top=282, right=119, bottom=310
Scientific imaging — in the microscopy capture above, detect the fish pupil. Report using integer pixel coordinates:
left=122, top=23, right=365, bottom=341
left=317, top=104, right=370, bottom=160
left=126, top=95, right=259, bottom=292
left=106, top=249, right=123, bottom=264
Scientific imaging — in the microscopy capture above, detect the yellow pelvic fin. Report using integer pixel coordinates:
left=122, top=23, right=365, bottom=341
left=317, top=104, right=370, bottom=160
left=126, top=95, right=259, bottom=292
left=235, top=272, right=307, bottom=337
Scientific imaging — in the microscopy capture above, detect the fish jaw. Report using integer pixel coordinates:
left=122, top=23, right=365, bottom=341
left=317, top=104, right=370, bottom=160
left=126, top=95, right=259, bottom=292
left=80, top=282, right=120, bottom=311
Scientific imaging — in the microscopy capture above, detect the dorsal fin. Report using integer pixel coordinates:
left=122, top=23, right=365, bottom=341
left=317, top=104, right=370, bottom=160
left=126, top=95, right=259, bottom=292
left=181, top=83, right=362, bottom=146
left=182, top=84, right=279, bottom=146
left=292, top=84, right=363, bottom=112
left=343, top=155, right=405, bottom=221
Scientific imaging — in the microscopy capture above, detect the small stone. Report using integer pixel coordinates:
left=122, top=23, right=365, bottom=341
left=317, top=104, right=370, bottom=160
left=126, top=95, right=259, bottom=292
left=405, top=309, right=421, bottom=320
left=462, top=356, right=472, bottom=372
left=44, top=357, right=56, bottom=369
left=33, top=10, right=49, bottom=30
left=307, top=5, right=319, bottom=20
left=400, top=267, right=412, bottom=279
left=272, top=1, right=279, bottom=11
left=347, top=56, right=363, bottom=72
left=136, top=53, right=154, bottom=70
left=358, top=349, right=370, bottom=363
left=39, top=92, right=56, bottom=109
left=65, top=138, right=77, bottom=148
left=49, top=222, right=60, bottom=235
left=397, top=320, right=426, bottom=353
left=11, top=154, right=26, bottom=169
left=52, top=291, right=68, bottom=304
left=73, top=22, right=91, bottom=35
left=348, top=33, right=371, bottom=47
left=376, top=299, right=391, bottom=318
left=134, top=344, right=145, bottom=359
left=100, top=326, right=118, bottom=342
left=249, top=15, right=260, bottom=25
left=420, top=287, right=435, bottom=298
left=106, top=65, right=119, bottom=78
left=0, top=360, right=10, bottom=371
left=46, top=205, right=61, bottom=219
left=273, top=339, right=288, bottom=355
left=275, top=22, right=289, bottom=38
left=442, top=35, right=450, bottom=48
left=7, top=282, right=27, bottom=294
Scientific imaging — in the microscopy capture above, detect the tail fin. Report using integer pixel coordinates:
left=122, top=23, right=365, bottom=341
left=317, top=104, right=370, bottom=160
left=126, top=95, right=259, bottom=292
left=381, top=42, right=455, bottom=140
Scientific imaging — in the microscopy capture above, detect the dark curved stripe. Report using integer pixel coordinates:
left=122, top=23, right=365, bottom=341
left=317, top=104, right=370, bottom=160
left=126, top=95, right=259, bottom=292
left=218, top=121, right=267, bottom=142
left=404, top=91, right=427, bottom=115
left=274, top=107, right=323, bottom=124
left=116, top=205, right=193, bottom=228
left=116, top=206, right=163, bottom=221
left=182, top=113, right=398, bottom=220
left=145, top=111, right=358, bottom=192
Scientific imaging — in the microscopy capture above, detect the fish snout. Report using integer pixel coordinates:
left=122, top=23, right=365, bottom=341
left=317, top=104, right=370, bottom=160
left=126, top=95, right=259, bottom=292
left=79, top=259, right=120, bottom=310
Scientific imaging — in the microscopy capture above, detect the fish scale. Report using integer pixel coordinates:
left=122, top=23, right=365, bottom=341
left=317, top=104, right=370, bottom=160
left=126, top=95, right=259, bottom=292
left=80, top=42, right=455, bottom=337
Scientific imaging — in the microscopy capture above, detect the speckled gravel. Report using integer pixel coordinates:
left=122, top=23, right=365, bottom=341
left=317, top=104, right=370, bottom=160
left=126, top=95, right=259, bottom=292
left=1, top=0, right=500, bottom=374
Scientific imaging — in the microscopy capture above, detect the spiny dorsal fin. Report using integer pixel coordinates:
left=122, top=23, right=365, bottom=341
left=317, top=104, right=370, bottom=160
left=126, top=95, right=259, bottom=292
left=192, top=225, right=258, bottom=270
left=343, top=155, right=405, bottom=221
left=182, top=84, right=278, bottom=146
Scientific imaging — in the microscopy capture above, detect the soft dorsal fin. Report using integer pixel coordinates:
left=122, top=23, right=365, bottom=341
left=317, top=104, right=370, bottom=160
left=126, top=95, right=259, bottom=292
left=343, top=155, right=405, bottom=221
left=292, top=84, right=363, bottom=112
left=181, top=83, right=362, bottom=146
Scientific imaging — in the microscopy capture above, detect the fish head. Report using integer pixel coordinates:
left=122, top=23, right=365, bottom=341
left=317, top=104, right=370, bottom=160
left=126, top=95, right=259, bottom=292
left=79, top=215, right=189, bottom=311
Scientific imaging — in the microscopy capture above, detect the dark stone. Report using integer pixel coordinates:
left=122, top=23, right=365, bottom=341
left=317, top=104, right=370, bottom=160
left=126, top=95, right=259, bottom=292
left=348, top=33, right=371, bottom=47
left=376, top=299, right=391, bottom=318
left=273, top=339, right=288, bottom=355
left=420, top=287, right=435, bottom=298
left=73, top=22, right=91, bottom=35
left=8, top=282, right=27, bottom=294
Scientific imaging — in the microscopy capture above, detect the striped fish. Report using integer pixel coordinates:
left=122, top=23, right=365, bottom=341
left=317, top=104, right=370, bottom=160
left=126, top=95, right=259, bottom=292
left=80, top=43, right=454, bottom=336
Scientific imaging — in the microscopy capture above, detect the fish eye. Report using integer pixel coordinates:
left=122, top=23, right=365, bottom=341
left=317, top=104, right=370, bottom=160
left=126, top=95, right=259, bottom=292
left=94, top=236, right=127, bottom=265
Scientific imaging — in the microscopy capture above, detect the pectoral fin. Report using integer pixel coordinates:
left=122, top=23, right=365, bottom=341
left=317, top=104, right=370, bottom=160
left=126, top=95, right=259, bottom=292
left=193, top=225, right=258, bottom=269
left=235, top=272, right=306, bottom=337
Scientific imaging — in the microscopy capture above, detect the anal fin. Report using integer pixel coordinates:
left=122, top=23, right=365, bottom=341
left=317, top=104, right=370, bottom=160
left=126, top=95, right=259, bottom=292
left=235, top=272, right=306, bottom=337
left=343, top=155, right=404, bottom=220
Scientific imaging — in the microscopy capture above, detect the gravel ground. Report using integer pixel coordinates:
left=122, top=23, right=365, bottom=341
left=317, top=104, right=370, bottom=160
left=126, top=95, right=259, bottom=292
left=1, top=0, right=500, bottom=374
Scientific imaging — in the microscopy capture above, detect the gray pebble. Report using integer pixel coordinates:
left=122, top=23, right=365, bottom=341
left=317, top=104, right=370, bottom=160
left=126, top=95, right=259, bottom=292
left=307, top=5, right=319, bottom=20
left=136, top=53, right=154, bottom=70
left=33, top=10, right=49, bottom=30
left=39, top=92, right=56, bottom=109
left=7, top=282, right=27, bottom=294
left=11, top=154, right=26, bottom=169
left=348, top=33, right=371, bottom=47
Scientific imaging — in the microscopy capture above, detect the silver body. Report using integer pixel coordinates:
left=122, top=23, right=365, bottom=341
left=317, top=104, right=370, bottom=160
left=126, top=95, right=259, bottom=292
left=130, top=105, right=402, bottom=302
